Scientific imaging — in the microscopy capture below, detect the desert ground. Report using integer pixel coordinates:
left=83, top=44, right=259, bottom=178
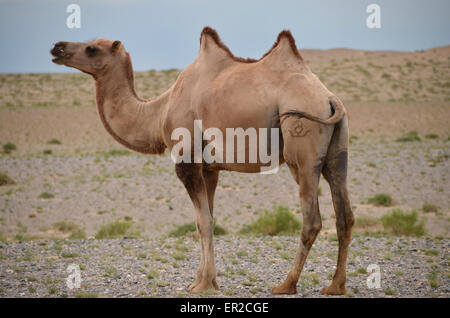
left=0, top=46, right=449, bottom=297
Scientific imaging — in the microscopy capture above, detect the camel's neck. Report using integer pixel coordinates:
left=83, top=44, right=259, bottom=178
left=95, top=54, right=167, bottom=154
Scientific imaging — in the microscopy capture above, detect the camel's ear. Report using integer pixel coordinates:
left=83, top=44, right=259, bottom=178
left=111, top=40, right=122, bottom=55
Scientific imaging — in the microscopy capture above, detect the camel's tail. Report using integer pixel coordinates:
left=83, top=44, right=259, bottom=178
left=275, top=96, right=346, bottom=126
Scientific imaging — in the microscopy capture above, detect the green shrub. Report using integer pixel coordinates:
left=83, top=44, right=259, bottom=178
left=395, top=131, right=421, bottom=142
left=2, top=142, right=17, bottom=154
left=68, top=229, right=87, bottom=240
left=368, top=193, right=393, bottom=207
left=169, top=220, right=227, bottom=237
left=239, top=206, right=301, bottom=236
left=213, top=223, right=228, bottom=235
left=52, top=221, right=86, bottom=240
left=381, top=209, right=425, bottom=236
left=426, top=270, right=439, bottom=288
left=384, top=288, right=398, bottom=295
left=169, top=222, right=196, bottom=237
left=47, top=138, right=62, bottom=145
left=424, top=133, right=439, bottom=139
left=61, top=252, right=79, bottom=258
left=38, top=192, right=54, bottom=199
left=74, top=291, right=98, bottom=298
left=421, top=203, right=438, bottom=213
left=95, top=219, right=140, bottom=239
left=354, top=216, right=380, bottom=229
left=103, top=149, right=130, bottom=157
left=53, top=221, right=78, bottom=233
left=0, top=171, right=15, bottom=186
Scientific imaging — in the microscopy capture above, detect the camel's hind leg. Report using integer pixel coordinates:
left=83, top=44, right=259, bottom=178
left=175, top=163, right=218, bottom=293
left=321, top=151, right=354, bottom=295
left=272, top=158, right=323, bottom=294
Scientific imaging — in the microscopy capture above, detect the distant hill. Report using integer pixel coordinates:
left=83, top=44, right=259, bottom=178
left=0, top=46, right=449, bottom=109
left=301, top=45, right=450, bottom=103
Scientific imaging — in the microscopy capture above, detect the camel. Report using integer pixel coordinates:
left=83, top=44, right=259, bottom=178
left=50, top=26, right=354, bottom=295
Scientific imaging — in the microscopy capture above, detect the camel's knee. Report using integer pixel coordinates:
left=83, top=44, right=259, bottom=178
left=196, top=214, right=214, bottom=237
left=336, top=212, right=354, bottom=231
left=301, top=219, right=322, bottom=247
left=335, top=211, right=354, bottom=245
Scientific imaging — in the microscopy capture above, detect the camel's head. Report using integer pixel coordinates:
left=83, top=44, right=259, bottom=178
left=50, top=38, right=124, bottom=76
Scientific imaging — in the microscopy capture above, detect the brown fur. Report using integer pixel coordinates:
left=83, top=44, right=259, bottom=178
left=51, top=27, right=353, bottom=295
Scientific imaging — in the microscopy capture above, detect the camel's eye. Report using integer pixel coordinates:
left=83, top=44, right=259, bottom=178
left=86, top=46, right=97, bottom=56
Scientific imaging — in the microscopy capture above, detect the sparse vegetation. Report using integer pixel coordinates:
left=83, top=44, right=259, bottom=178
left=396, top=131, right=421, bottom=142
left=381, top=209, right=425, bottom=236
left=47, top=138, right=62, bottom=145
left=95, top=218, right=141, bottom=239
left=146, top=269, right=159, bottom=280
left=168, top=220, right=227, bottom=237
left=424, top=133, right=439, bottom=139
left=368, top=193, right=393, bottom=207
left=421, top=203, right=438, bottom=213
left=354, top=216, right=380, bottom=229
left=38, top=192, right=54, bottom=199
left=240, top=205, right=301, bottom=236
left=426, top=270, right=439, bottom=288
left=102, top=149, right=131, bottom=157
left=61, top=252, right=79, bottom=258
left=74, top=290, right=99, bottom=298
left=52, top=221, right=86, bottom=240
left=2, top=142, right=17, bottom=154
left=384, top=288, right=398, bottom=296
left=0, top=171, right=15, bottom=186
left=427, top=152, right=449, bottom=167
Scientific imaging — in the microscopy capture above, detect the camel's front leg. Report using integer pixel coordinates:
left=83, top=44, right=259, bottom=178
left=175, top=163, right=218, bottom=293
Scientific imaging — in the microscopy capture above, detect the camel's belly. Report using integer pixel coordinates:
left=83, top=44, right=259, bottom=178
left=206, top=157, right=286, bottom=173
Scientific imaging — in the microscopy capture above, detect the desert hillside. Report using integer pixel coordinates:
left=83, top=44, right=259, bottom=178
left=0, top=46, right=449, bottom=109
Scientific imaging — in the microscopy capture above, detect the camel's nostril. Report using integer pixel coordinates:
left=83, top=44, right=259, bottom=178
left=51, top=42, right=67, bottom=56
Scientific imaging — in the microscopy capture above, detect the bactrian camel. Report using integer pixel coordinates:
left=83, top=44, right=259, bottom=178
left=51, top=27, right=354, bottom=295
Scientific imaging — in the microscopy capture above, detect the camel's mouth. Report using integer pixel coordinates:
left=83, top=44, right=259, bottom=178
left=51, top=56, right=67, bottom=65
left=50, top=42, right=72, bottom=65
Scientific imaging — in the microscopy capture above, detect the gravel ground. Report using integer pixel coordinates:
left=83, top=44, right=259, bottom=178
left=1, top=139, right=449, bottom=240
left=0, top=236, right=448, bottom=298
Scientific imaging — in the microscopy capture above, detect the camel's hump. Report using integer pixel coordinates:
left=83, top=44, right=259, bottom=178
left=199, top=26, right=304, bottom=64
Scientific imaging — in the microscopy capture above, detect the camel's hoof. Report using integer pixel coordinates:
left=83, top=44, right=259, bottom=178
left=271, top=282, right=297, bottom=295
left=321, top=284, right=346, bottom=295
left=188, top=280, right=200, bottom=292
left=190, top=280, right=219, bottom=293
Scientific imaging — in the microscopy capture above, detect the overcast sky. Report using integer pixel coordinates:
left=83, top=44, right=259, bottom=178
left=0, top=0, right=449, bottom=73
